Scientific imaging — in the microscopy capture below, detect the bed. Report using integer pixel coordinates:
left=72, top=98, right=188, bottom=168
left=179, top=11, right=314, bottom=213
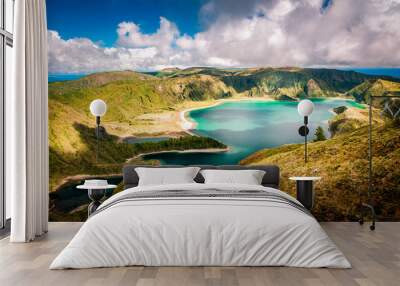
left=50, top=165, right=350, bottom=269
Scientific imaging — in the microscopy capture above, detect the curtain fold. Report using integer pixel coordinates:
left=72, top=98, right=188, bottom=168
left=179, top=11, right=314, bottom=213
left=10, top=0, right=49, bottom=242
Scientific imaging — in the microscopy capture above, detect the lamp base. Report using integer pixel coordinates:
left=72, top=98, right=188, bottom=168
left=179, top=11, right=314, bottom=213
left=296, top=180, right=314, bottom=210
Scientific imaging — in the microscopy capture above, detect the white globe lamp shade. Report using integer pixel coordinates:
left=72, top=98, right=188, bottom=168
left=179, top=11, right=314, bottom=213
left=90, top=99, right=107, bottom=117
left=297, top=99, right=314, bottom=117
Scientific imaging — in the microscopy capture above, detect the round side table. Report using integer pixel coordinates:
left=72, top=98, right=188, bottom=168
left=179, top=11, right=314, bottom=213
left=289, top=177, right=321, bottom=210
left=77, top=184, right=117, bottom=216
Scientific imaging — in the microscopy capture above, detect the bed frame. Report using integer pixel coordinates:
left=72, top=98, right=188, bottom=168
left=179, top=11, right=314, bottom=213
left=123, top=165, right=280, bottom=189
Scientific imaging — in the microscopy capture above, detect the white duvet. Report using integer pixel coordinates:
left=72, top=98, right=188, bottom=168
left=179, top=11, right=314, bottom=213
left=50, top=183, right=351, bottom=269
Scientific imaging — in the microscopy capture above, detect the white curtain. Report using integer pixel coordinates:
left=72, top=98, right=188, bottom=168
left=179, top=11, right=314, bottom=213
left=9, top=0, right=49, bottom=242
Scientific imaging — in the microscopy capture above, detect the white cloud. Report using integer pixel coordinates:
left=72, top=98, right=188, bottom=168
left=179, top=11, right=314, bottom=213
left=268, top=0, right=298, bottom=19
left=48, top=30, right=164, bottom=73
left=116, top=17, right=179, bottom=52
left=48, top=0, right=400, bottom=74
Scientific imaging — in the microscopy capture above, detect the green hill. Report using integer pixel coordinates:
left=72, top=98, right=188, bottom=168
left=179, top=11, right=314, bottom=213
left=240, top=122, right=400, bottom=221
left=49, top=71, right=234, bottom=153
left=345, top=79, right=400, bottom=103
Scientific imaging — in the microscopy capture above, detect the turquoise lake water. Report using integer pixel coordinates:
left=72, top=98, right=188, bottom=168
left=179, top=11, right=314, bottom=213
left=143, top=99, right=364, bottom=165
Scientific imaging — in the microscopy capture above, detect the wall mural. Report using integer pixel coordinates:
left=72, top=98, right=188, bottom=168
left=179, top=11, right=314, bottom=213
left=47, top=0, right=400, bottom=221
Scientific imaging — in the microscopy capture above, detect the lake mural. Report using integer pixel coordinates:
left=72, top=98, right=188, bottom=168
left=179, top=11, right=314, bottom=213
left=47, top=0, right=400, bottom=222
left=144, top=99, right=364, bottom=165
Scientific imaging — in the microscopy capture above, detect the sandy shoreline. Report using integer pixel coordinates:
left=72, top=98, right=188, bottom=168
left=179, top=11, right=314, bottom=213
left=179, top=97, right=274, bottom=132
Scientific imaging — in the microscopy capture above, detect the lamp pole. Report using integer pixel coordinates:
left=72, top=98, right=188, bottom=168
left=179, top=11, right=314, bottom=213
left=96, top=116, right=100, bottom=163
left=304, top=116, right=308, bottom=163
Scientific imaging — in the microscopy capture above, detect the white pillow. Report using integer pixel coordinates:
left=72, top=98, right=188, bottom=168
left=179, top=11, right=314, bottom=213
left=200, top=169, right=266, bottom=185
left=136, top=167, right=200, bottom=186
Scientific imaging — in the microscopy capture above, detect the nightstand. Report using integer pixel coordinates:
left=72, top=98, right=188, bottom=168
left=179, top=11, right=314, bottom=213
left=77, top=182, right=117, bottom=216
left=289, top=177, right=321, bottom=210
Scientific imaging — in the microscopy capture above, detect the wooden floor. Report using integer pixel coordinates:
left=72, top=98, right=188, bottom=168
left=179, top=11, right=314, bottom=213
left=0, top=222, right=399, bottom=286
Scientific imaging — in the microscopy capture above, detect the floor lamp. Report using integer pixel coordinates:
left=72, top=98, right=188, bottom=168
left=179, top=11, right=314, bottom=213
left=359, top=94, right=400, bottom=231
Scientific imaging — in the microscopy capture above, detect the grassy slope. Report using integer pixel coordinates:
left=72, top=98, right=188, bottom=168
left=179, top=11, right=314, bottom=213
left=241, top=123, right=400, bottom=221
left=50, top=123, right=226, bottom=191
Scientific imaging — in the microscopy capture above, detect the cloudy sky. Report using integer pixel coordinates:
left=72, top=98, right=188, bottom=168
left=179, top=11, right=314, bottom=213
left=47, top=0, right=400, bottom=74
